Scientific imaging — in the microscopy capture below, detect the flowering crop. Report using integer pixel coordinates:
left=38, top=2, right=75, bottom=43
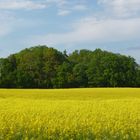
left=0, top=88, right=139, bottom=139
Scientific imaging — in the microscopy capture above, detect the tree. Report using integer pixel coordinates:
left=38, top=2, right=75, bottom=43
left=73, top=64, right=88, bottom=87
left=0, top=55, right=17, bottom=88
left=53, top=62, right=74, bottom=88
left=0, top=46, right=139, bottom=88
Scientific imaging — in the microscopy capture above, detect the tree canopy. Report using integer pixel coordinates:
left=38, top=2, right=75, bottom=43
left=0, top=46, right=139, bottom=88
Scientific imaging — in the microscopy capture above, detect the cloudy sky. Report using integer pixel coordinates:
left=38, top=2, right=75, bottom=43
left=0, top=0, right=140, bottom=63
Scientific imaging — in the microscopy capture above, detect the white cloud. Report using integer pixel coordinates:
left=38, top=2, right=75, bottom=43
left=0, top=11, right=43, bottom=37
left=0, top=0, right=88, bottom=16
left=98, top=0, right=140, bottom=17
left=45, top=0, right=88, bottom=16
left=58, top=9, right=71, bottom=16
left=0, top=0, right=46, bottom=10
left=0, top=25, right=12, bottom=37
left=0, top=12, right=15, bottom=36
left=28, top=17, right=140, bottom=46
left=46, top=0, right=67, bottom=7
left=57, top=4, right=87, bottom=16
left=73, top=5, right=87, bottom=11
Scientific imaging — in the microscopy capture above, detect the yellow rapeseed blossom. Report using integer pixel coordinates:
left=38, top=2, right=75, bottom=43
left=0, top=88, right=139, bottom=139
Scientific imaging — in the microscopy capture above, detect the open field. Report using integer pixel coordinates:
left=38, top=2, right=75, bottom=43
left=0, top=88, right=139, bottom=140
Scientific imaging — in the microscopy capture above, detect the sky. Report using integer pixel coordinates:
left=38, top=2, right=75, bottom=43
left=0, top=0, right=140, bottom=63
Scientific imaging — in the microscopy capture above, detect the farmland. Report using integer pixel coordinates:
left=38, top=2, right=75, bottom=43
left=0, top=88, right=139, bottom=139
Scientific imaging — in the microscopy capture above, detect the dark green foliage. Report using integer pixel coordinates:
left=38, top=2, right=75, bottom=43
left=53, top=62, right=74, bottom=88
left=136, top=66, right=140, bottom=87
left=0, top=55, right=17, bottom=88
left=0, top=46, right=139, bottom=88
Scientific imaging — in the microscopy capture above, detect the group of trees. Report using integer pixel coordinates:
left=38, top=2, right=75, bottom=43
left=0, top=46, right=139, bottom=88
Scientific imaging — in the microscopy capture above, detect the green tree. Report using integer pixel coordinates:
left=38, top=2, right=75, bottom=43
left=0, top=46, right=139, bottom=88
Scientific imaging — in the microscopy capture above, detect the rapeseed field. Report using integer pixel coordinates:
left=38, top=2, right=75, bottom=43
left=0, top=88, right=139, bottom=140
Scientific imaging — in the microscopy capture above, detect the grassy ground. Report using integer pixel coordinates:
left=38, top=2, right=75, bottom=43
left=0, top=88, right=139, bottom=140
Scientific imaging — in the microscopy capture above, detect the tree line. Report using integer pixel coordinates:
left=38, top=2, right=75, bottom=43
left=0, top=46, right=140, bottom=88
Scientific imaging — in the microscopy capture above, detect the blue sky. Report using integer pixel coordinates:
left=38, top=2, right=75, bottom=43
left=0, top=0, right=140, bottom=63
